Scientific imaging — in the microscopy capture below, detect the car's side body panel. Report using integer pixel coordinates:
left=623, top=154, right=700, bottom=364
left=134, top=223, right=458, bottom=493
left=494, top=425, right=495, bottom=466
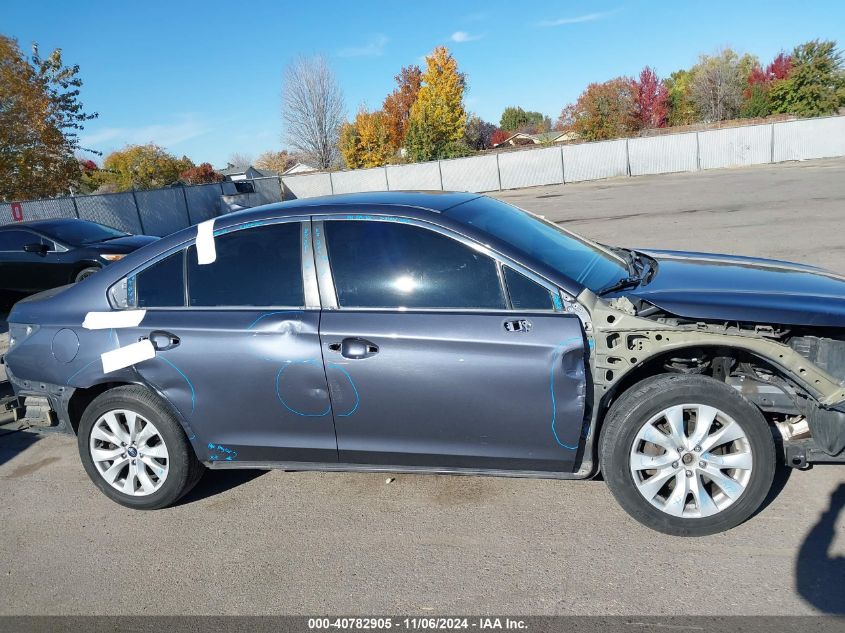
left=120, top=309, right=337, bottom=464
left=320, top=310, right=587, bottom=471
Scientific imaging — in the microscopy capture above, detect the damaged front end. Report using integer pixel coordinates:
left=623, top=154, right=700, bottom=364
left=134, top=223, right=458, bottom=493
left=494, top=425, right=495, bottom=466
left=577, top=289, right=845, bottom=471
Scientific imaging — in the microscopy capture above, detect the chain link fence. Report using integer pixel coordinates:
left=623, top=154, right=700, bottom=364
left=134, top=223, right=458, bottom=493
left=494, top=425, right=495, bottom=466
left=2, top=115, right=844, bottom=236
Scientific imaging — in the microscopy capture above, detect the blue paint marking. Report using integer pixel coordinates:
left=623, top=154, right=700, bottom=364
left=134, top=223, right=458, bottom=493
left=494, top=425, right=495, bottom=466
left=66, top=327, right=122, bottom=385
left=66, top=357, right=100, bottom=384
left=550, top=337, right=584, bottom=451
left=345, top=214, right=410, bottom=223
left=275, top=360, right=332, bottom=417
left=327, top=363, right=360, bottom=417
left=158, top=356, right=196, bottom=413
left=207, top=443, right=238, bottom=461
left=247, top=311, right=304, bottom=330
left=552, top=294, right=563, bottom=311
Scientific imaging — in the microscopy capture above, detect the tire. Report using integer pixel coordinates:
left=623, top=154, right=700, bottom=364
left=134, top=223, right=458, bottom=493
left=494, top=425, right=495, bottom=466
left=600, top=373, right=776, bottom=536
left=78, top=385, right=204, bottom=509
left=74, top=266, right=100, bottom=283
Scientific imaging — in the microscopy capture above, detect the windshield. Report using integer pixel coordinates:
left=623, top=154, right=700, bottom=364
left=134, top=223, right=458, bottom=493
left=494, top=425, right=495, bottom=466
left=46, top=220, right=129, bottom=246
left=444, top=197, right=628, bottom=292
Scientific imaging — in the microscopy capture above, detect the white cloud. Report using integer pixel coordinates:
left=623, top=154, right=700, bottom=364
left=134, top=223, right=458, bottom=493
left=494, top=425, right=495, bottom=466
left=537, top=10, right=619, bottom=27
left=80, top=114, right=212, bottom=150
left=450, top=30, right=482, bottom=43
left=337, top=34, right=389, bottom=58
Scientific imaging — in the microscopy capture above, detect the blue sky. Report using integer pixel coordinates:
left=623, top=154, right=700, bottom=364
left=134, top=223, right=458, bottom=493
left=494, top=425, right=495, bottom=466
left=5, top=1, right=844, bottom=166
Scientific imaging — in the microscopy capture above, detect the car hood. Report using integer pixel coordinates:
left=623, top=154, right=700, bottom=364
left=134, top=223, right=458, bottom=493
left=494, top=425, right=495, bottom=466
left=624, top=249, right=845, bottom=327
left=85, top=235, right=158, bottom=252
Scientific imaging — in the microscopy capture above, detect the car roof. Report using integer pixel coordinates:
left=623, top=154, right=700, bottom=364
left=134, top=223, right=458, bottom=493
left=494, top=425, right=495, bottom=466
left=0, top=217, right=90, bottom=232
left=244, top=191, right=482, bottom=217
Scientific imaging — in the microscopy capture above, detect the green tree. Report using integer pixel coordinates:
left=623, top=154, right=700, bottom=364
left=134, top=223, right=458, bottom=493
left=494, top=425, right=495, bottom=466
left=770, top=40, right=845, bottom=116
left=0, top=35, right=98, bottom=201
left=740, top=84, right=773, bottom=118
left=499, top=106, right=549, bottom=132
left=96, top=144, right=194, bottom=191
left=404, top=46, right=468, bottom=162
left=665, top=70, right=698, bottom=126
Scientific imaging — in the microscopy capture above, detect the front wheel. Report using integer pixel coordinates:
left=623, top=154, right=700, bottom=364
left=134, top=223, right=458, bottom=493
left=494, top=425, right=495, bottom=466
left=74, top=266, right=100, bottom=282
left=78, top=386, right=204, bottom=509
left=600, top=373, right=776, bottom=536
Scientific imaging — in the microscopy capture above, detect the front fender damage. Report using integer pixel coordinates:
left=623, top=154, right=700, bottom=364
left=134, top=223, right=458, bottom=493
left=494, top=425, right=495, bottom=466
left=577, top=289, right=845, bottom=459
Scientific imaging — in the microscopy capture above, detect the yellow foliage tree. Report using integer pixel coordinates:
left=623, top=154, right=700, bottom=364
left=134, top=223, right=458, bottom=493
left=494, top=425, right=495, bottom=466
left=404, top=46, right=468, bottom=162
left=95, top=144, right=194, bottom=191
left=340, top=107, right=394, bottom=169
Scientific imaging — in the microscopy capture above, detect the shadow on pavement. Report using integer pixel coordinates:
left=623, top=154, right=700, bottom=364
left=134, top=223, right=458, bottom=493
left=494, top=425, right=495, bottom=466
left=0, top=426, right=42, bottom=468
left=795, top=481, right=845, bottom=614
left=175, top=468, right=267, bottom=506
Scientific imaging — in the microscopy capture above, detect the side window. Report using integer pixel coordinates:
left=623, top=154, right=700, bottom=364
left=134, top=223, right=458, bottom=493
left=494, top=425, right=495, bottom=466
left=0, top=230, right=37, bottom=251
left=504, top=267, right=555, bottom=310
left=133, top=252, right=185, bottom=308
left=186, top=222, right=303, bottom=307
left=324, top=220, right=506, bottom=309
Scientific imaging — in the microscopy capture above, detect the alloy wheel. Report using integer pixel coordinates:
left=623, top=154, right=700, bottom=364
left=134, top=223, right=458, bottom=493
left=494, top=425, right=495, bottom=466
left=89, top=409, right=169, bottom=496
left=629, top=403, right=753, bottom=518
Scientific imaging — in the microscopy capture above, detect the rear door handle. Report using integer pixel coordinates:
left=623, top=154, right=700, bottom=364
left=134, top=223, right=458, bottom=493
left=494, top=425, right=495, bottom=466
left=140, top=330, right=181, bottom=351
left=328, top=337, right=378, bottom=359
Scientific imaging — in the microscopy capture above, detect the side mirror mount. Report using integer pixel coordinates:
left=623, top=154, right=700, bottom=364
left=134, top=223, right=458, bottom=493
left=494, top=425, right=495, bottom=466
left=23, top=243, right=48, bottom=255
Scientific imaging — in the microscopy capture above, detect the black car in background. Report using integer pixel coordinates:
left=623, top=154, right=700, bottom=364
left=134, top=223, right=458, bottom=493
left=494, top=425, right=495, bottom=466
left=0, top=218, right=157, bottom=296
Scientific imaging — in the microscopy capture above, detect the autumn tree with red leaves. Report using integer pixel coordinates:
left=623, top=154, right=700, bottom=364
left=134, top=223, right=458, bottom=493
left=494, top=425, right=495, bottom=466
left=180, top=162, right=223, bottom=185
left=631, top=66, right=669, bottom=130
left=490, top=129, right=511, bottom=146
left=382, top=65, right=422, bottom=151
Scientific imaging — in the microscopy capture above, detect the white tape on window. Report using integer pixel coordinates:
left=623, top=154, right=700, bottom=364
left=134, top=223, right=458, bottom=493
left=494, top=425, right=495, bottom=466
left=196, top=218, right=217, bottom=265
left=82, top=309, right=146, bottom=330
left=101, top=339, right=156, bottom=374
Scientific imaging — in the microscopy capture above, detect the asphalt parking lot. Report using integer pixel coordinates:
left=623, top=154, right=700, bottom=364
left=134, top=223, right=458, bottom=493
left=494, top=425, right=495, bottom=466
left=1, top=159, right=844, bottom=616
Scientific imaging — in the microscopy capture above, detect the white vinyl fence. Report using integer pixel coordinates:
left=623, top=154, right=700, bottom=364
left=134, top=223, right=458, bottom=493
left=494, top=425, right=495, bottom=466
left=3, top=115, right=844, bottom=234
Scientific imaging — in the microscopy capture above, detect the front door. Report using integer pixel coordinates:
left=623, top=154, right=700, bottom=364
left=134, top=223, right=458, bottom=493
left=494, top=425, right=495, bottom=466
left=316, top=217, right=587, bottom=472
left=119, top=218, right=338, bottom=464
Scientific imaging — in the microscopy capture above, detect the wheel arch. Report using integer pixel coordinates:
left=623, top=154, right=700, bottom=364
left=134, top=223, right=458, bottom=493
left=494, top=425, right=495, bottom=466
left=67, top=378, right=197, bottom=447
left=590, top=342, right=803, bottom=470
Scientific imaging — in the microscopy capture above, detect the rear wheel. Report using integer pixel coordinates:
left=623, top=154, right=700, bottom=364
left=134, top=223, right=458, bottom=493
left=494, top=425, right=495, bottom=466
left=600, top=373, right=776, bottom=536
left=78, top=386, right=203, bottom=509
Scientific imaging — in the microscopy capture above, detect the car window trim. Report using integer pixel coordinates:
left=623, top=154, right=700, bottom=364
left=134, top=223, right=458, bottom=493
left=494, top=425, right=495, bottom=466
left=109, top=216, right=318, bottom=311
left=312, top=214, right=566, bottom=313
left=0, top=228, right=62, bottom=252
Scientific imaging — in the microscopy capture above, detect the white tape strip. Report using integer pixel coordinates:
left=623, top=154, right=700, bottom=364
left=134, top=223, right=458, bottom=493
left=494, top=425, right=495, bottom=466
left=82, top=309, right=146, bottom=330
left=101, top=339, right=156, bottom=374
left=196, top=218, right=217, bottom=265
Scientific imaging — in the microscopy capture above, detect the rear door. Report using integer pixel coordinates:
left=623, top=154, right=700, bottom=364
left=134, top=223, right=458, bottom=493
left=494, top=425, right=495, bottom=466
left=114, top=217, right=338, bottom=464
left=315, top=216, right=587, bottom=473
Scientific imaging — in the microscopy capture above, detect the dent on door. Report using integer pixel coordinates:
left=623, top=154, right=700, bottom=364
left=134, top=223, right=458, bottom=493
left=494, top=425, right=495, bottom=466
left=320, top=311, right=588, bottom=472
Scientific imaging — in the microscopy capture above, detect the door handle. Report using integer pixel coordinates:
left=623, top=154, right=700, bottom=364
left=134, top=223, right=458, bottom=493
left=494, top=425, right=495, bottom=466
left=504, top=319, right=532, bottom=333
left=328, top=337, right=378, bottom=359
left=140, top=330, right=181, bottom=351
